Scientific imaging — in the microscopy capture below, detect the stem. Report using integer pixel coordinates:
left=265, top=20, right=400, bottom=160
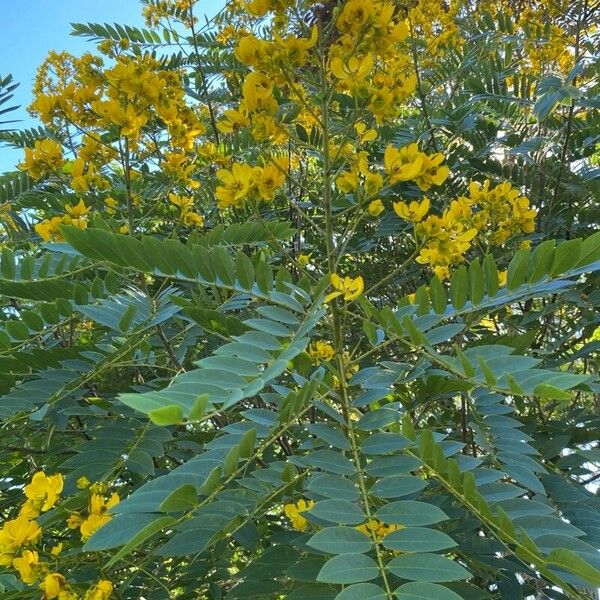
left=549, top=0, right=585, bottom=231
left=318, top=22, right=395, bottom=599
left=408, top=17, right=438, bottom=152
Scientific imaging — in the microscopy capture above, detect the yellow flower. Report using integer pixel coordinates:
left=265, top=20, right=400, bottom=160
left=183, top=211, right=204, bottom=227
left=235, top=35, right=269, bottom=67
left=414, top=153, right=450, bottom=191
left=308, top=340, right=335, bottom=363
left=51, top=543, right=63, bottom=556
left=368, top=199, right=384, bottom=217
left=217, top=106, right=250, bottom=134
left=77, top=476, right=91, bottom=490
left=498, top=270, right=508, bottom=287
left=330, top=53, right=373, bottom=82
left=168, top=193, right=194, bottom=211
left=0, top=516, right=41, bottom=554
left=40, top=573, right=66, bottom=599
left=89, top=481, right=108, bottom=495
left=80, top=514, right=112, bottom=542
left=336, top=171, right=359, bottom=193
left=12, top=550, right=39, bottom=584
left=89, top=492, right=110, bottom=515
left=393, top=197, right=430, bottom=222
left=24, top=471, right=64, bottom=512
left=354, top=122, right=377, bottom=143
left=18, top=500, right=40, bottom=520
left=257, top=161, right=286, bottom=201
left=18, top=139, right=64, bottom=180
left=162, top=151, right=199, bottom=189
left=337, top=0, right=374, bottom=33
left=66, top=514, right=83, bottom=530
left=64, top=199, right=90, bottom=226
left=433, top=265, right=450, bottom=280
left=242, top=72, right=274, bottom=112
left=297, top=253, right=310, bottom=267
left=246, top=0, right=270, bottom=18
left=104, top=196, right=118, bottom=215
left=364, top=172, right=383, bottom=196
left=356, top=519, right=402, bottom=542
left=274, top=27, right=318, bottom=67
left=215, top=163, right=259, bottom=209
left=325, top=274, right=365, bottom=303
left=384, top=144, right=424, bottom=184
left=284, top=499, right=315, bottom=532
left=105, top=493, right=120, bottom=511
left=84, top=579, right=113, bottom=600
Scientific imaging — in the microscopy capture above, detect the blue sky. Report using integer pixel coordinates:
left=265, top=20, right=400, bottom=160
left=0, top=0, right=223, bottom=172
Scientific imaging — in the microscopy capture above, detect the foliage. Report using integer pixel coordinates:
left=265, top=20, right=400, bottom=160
left=0, top=0, right=599, bottom=599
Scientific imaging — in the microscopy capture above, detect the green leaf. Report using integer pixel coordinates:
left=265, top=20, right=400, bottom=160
left=506, top=248, right=530, bottom=290
left=375, top=501, right=448, bottom=526
left=148, top=404, right=183, bottom=425
left=309, top=500, right=365, bottom=525
left=235, top=252, right=255, bottom=290
left=307, top=527, right=373, bottom=555
left=468, top=260, right=484, bottom=305
left=381, top=527, right=457, bottom=553
left=483, top=254, right=498, bottom=297
left=429, top=276, right=446, bottom=314
left=577, top=230, right=600, bottom=266
left=387, top=553, right=471, bottom=582
left=546, top=548, right=600, bottom=586
left=159, top=484, right=198, bottom=512
left=305, top=474, right=360, bottom=501
left=395, top=582, right=463, bottom=599
left=533, top=384, right=572, bottom=401
left=188, top=394, right=209, bottom=420
left=118, top=303, right=137, bottom=332
left=369, top=475, right=427, bottom=499
left=550, top=239, right=582, bottom=276
left=238, top=428, right=257, bottom=459
left=301, top=449, right=355, bottom=475
left=103, top=515, right=175, bottom=569
left=335, top=583, right=387, bottom=600
left=316, top=553, right=379, bottom=584
left=450, top=266, right=468, bottom=309
left=360, top=433, right=412, bottom=455
left=527, top=240, right=555, bottom=282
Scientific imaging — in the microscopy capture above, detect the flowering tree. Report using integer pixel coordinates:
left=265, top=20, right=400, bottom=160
left=0, top=1, right=599, bottom=599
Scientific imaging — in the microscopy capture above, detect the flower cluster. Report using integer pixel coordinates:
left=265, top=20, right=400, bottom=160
left=22, top=47, right=207, bottom=233
left=0, top=471, right=113, bottom=599
left=464, top=180, right=537, bottom=244
left=34, top=199, right=90, bottom=242
left=330, top=0, right=415, bottom=122
left=168, top=193, right=204, bottom=228
left=18, top=138, right=65, bottom=181
left=393, top=180, right=536, bottom=279
left=384, top=143, right=450, bottom=191
left=67, top=478, right=120, bottom=542
left=308, top=340, right=335, bottom=364
left=215, top=158, right=287, bottom=209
